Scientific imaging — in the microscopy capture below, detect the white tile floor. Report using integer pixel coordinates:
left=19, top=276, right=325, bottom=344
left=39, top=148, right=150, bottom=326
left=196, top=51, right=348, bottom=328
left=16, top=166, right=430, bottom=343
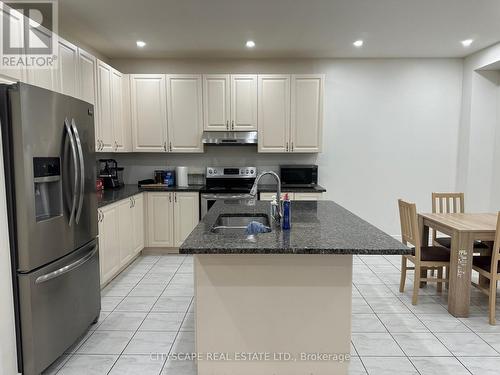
left=43, top=254, right=500, bottom=375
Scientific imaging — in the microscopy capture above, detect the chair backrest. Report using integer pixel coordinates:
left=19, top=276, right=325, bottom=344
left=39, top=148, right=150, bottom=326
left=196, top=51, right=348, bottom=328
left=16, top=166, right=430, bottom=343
left=490, top=212, right=500, bottom=275
left=432, top=192, right=465, bottom=214
left=398, top=199, right=421, bottom=258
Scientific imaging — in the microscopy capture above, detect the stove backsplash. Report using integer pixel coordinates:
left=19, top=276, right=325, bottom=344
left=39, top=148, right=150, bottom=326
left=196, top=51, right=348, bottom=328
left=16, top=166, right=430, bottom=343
left=97, top=146, right=318, bottom=185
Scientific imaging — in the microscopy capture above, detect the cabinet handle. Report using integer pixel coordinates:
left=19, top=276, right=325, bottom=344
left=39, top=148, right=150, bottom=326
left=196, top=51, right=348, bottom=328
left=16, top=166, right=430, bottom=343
left=133, top=197, right=136, bottom=207
left=286, top=142, right=289, bottom=152
left=291, top=142, right=294, bottom=152
left=169, top=142, right=172, bottom=152
left=130, top=198, right=133, bottom=208
left=169, top=193, right=172, bottom=203
left=231, top=120, right=234, bottom=130
left=114, top=141, right=118, bottom=151
left=226, top=120, right=229, bottom=130
left=174, top=193, right=177, bottom=203
left=163, top=141, right=167, bottom=152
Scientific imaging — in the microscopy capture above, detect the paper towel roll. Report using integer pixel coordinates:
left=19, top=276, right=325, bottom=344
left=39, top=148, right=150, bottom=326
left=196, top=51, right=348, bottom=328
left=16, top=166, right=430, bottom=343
left=176, top=166, right=188, bottom=187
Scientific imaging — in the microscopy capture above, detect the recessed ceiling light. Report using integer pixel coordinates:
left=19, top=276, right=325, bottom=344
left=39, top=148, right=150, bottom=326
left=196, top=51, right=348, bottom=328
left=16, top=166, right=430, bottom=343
left=353, top=40, right=364, bottom=48
left=136, top=40, right=146, bottom=48
left=461, top=39, right=473, bottom=47
left=246, top=40, right=255, bottom=48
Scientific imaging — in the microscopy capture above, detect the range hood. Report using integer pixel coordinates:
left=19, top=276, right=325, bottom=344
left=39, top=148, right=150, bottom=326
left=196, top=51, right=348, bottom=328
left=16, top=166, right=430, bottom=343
left=202, top=131, right=257, bottom=145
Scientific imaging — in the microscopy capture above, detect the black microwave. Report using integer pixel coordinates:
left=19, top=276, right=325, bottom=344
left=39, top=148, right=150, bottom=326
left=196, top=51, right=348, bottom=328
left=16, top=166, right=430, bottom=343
left=280, top=165, right=318, bottom=187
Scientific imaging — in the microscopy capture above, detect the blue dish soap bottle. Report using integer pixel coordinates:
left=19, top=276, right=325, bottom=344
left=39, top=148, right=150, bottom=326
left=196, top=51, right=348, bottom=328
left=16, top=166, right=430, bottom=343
left=282, top=193, right=291, bottom=230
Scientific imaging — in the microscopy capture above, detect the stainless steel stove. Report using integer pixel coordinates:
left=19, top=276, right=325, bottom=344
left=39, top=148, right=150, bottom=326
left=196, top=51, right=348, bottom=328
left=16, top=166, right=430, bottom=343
left=200, top=167, right=256, bottom=217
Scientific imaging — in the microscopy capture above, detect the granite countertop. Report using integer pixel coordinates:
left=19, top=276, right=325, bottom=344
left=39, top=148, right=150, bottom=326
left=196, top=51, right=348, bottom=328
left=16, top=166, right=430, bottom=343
left=97, top=184, right=205, bottom=208
left=258, top=184, right=327, bottom=193
left=180, top=200, right=411, bottom=255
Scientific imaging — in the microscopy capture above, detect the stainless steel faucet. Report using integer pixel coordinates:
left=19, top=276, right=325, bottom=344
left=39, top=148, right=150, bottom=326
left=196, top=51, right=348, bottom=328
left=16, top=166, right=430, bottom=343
left=249, top=171, right=282, bottom=222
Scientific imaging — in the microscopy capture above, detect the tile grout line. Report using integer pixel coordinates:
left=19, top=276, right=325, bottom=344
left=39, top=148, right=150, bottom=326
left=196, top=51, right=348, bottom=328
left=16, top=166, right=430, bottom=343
left=55, top=255, right=162, bottom=374
left=105, top=255, right=187, bottom=375
left=356, top=256, right=422, bottom=375
left=158, top=257, right=194, bottom=375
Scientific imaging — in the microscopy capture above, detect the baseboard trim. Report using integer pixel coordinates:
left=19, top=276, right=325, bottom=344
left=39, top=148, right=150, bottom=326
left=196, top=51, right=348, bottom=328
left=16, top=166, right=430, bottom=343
left=141, top=247, right=180, bottom=255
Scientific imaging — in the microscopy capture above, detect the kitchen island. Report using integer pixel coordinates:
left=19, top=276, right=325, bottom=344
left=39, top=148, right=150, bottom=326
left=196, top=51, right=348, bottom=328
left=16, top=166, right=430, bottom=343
left=180, top=201, right=410, bottom=375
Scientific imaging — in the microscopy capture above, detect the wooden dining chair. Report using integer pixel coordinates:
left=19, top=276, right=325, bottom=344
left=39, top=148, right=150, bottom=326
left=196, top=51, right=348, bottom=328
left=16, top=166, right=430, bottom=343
left=398, top=199, right=451, bottom=305
left=471, top=212, right=500, bottom=325
left=431, top=192, right=465, bottom=248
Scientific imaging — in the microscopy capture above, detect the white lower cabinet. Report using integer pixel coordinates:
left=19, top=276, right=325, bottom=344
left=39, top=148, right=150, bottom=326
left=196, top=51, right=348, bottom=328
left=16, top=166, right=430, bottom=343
left=293, top=192, right=324, bottom=201
left=146, top=192, right=199, bottom=248
left=98, top=193, right=145, bottom=286
left=146, top=192, right=175, bottom=247
left=259, top=192, right=324, bottom=201
left=98, top=204, right=120, bottom=286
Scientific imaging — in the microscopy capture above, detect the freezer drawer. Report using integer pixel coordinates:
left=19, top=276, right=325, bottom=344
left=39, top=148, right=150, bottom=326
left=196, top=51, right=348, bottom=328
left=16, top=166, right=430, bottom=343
left=17, top=240, right=101, bottom=375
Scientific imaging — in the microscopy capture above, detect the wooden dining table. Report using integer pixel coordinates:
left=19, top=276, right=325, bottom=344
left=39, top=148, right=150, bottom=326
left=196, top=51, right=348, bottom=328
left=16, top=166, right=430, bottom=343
left=418, top=212, right=497, bottom=317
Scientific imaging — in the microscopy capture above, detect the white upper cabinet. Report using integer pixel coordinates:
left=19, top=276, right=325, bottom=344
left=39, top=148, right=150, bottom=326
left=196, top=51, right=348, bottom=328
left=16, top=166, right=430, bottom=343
left=203, top=74, right=230, bottom=131
left=257, top=75, right=290, bottom=153
left=111, top=69, right=126, bottom=151
left=166, top=74, right=203, bottom=152
left=130, top=74, right=168, bottom=152
left=96, top=60, right=114, bottom=152
left=0, top=5, right=25, bottom=83
left=290, top=74, right=324, bottom=152
left=231, top=74, right=258, bottom=131
left=57, top=38, right=79, bottom=97
left=77, top=48, right=97, bottom=105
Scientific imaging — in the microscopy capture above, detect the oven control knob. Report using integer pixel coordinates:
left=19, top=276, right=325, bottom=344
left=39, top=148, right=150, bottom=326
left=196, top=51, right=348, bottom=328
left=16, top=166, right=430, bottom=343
left=208, top=169, right=212, bottom=174
left=245, top=169, right=249, bottom=174
left=250, top=170, right=254, bottom=174
left=213, top=170, right=217, bottom=174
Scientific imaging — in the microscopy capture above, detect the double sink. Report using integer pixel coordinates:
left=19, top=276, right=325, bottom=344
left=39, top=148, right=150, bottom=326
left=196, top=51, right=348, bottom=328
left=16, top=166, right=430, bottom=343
left=211, top=213, right=271, bottom=235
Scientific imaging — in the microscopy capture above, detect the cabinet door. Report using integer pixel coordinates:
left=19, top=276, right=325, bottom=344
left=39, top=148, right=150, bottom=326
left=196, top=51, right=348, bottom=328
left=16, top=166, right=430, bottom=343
left=111, top=69, right=126, bottom=151
left=132, top=194, right=145, bottom=254
left=96, top=61, right=114, bottom=152
left=0, top=5, right=25, bottom=82
left=290, top=74, right=324, bottom=153
left=130, top=74, right=167, bottom=152
left=293, top=192, right=323, bottom=201
left=203, top=74, right=230, bottom=131
left=57, top=38, right=79, bottom=97
left=260, top=192, right=294, bottom=201
left=173, top=192, right=199, bottom=247
left=257, top=75, right=290, bottom=153
left=147, top=192, right=174, bottom=247
left=98, top=206, right=120, bottom=285
left=231, top=74, right=257, bottom=131
left=166, top=74, right=204, bottom=152
left=78, top=48, right=97, bottom=105
left=117, top=199, right=135, bottom=265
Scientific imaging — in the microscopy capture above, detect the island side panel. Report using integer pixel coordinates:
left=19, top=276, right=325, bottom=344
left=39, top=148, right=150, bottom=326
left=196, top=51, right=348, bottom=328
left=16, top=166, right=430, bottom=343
left=194, top=254, right=353, bottom=375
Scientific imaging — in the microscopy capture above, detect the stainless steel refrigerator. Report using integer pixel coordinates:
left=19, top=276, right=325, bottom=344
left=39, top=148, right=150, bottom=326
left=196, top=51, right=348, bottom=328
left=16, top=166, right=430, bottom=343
left=0, top=83, right=100, bottom=375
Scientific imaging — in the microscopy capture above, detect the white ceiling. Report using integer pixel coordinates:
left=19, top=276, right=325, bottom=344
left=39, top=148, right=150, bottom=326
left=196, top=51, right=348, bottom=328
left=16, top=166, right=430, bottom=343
left=59, top=0, right=500, bottom=59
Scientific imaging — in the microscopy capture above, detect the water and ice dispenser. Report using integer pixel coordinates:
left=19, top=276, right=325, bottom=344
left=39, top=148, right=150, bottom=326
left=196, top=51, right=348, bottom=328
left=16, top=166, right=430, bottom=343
left=33, top=157, right=62, bottom=221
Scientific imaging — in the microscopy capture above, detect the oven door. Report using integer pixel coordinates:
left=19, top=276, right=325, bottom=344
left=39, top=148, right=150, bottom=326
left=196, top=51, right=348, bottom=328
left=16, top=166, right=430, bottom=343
left=200, top=193, right=253, bottom=218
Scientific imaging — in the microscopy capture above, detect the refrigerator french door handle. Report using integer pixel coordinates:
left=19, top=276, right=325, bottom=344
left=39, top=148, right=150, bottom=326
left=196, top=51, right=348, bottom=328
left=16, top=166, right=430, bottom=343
left=64, top=118, right=78, bottom=227
left=71, top=118, right=85, bottom=224
left=34, top=245, right=98, bottom=284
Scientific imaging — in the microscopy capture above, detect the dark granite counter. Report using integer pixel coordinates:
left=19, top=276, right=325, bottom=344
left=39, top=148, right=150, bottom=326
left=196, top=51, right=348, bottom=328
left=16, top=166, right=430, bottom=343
left=97, top=184, right=204, bottom=208
left=258, top=184, right=327, bottom=193
left=180, top=200, right=410, bottom=255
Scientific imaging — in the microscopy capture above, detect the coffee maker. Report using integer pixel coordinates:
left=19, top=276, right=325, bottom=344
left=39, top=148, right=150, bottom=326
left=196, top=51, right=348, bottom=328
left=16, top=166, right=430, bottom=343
left=98, top=159, right=124, bottom=189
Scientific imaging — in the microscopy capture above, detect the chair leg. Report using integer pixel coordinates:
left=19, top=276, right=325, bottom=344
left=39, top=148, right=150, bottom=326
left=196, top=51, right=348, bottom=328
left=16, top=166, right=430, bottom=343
left=489, top=279, right=497, bottom=325
left=437, top=267, right=443, bottom=293
left=412, top=265, right=420, bottom=305
left=399, top=256, right=407, bottom=293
